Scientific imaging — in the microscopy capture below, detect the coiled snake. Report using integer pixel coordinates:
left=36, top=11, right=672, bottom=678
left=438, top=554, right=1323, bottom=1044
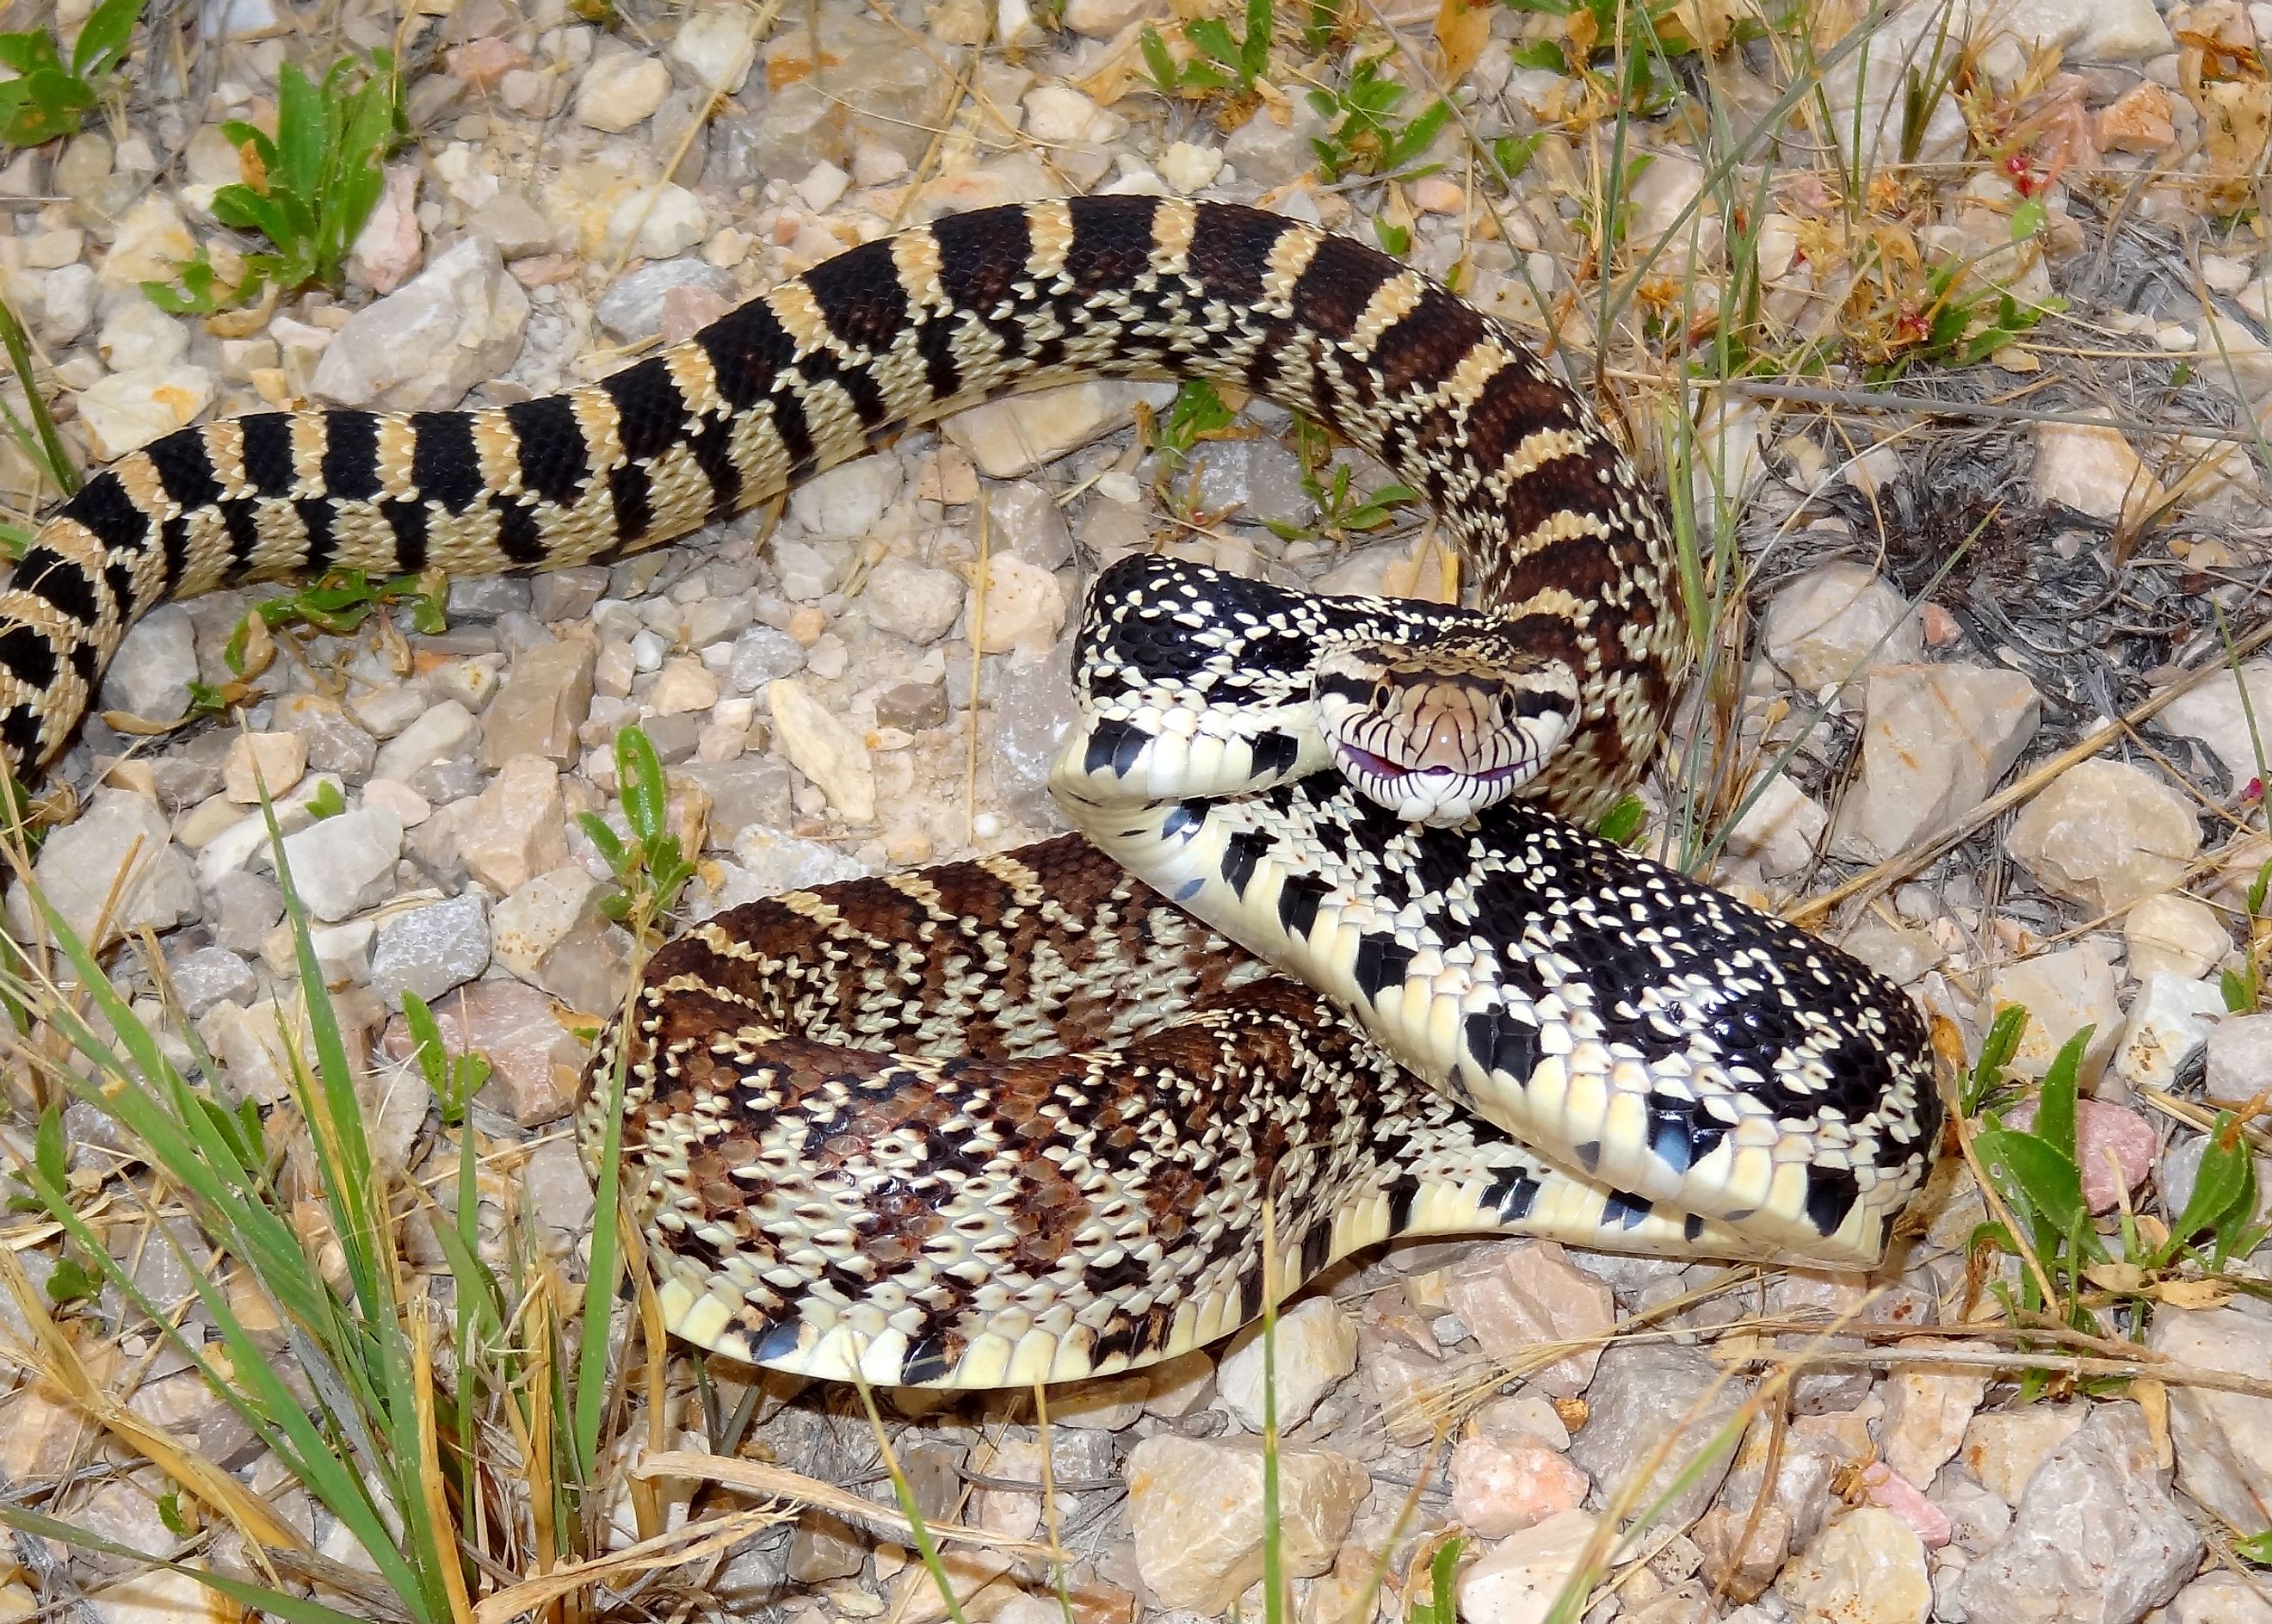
left=17, top=197, right=1940, bottom=1388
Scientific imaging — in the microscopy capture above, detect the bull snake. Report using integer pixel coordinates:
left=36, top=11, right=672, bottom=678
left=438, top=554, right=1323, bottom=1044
left=16, top=197, right=1940, bottom=1388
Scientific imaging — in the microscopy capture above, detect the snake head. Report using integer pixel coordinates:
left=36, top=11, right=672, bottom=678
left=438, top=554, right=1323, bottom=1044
left=1314, top=645, right=1577, bottom=826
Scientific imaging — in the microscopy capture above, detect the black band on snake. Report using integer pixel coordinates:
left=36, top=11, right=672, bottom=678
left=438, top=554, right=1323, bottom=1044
left=15, top=197, right=1940, bottom=1389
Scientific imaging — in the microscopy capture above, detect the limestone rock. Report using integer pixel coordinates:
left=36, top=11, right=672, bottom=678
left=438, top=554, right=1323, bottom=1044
left=1123, top=1435, right=1368, bottom=1614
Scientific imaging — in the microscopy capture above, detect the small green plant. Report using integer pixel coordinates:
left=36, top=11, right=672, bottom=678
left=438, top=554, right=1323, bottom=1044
left=303, top=779, right=346, bottom=820
left=1266, top=413, right=1417, bottom=545
left=1140, top=0, right=1271, bottom=100
left=1487, top=132, right=1543, bottom=187
left=1308, top=54, right=1453, bottom=182
left=579, top=725, right=700, bottom=937
left=1145, top=378, right=1238, bottom=471
left=145, top=52, right=404, bottom=313
left=223, top=569, right=446, bottom=674
left=1966, top=1022, right=2268, bottom=1391
left=1868, top=256, right=2064, bottom=380
left=2241, top=1529, right=2272, bottom=1565
left=1595, top=794, right=1648, bottom=849
left=0, top=0, right=143, bottom=147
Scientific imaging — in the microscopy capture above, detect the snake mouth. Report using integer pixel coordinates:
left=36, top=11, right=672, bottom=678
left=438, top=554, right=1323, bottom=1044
left=1332, top=739, right=1524, bottom=787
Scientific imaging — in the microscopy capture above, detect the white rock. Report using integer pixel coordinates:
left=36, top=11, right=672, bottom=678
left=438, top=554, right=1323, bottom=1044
left=6, top=788, right=198, bottom=948
left=1988, top=942, right=2121, bottom=1083
left=96, top=195, right=196, bottom=290
left=2113, top=973, right=2227, bottom=1090
left=768, top=677, right=875, bottom=821
left=997, top=0, right=1046, bottom=47
left=1957, top=1404, right=2199, bottom=1624
left=367, top=892, right=489, bottom=1008
left=276, top=806, right=404, bottom=923
left=2031, top=420, right=2164, bottom=523
left=788, top=457, right=902, bottom=538
left=1457, top=1508, right=1600, bottom=1624
left=2007, top=757, right=2201, bottom=913
left=459, top=756, right=568, bottom=894
left=648, top=657, right=719, bottom=714
left=491, top=867, right=606, bottom=979
left=1062, top=0, right=1163, bottom=35
left=972, top=553, right=1066, bottom=652
left=1025, top=84, right=1102, bottom=143
left=2206, top=1012, right=2272, bottom=1108
left=97, top=299, right=188, bottom=373
left=1775, top=1508, right=1929, bottom=1624
left=1722, top=775, right=1826, bottom=879
left=1876, top=1342, right=1993, bottom=1490
left=224, top=732, right=310, bottom=802
left=575, top=41, right=671, bottom=131
left=2159, top=660, right=2272, bottom=785
left=606, top=184, right=708, bottom=260
left=1987, top=0, right=2173, bottom=62
left=2172, top=1573, right=2272, bottom=1624
left=99, top=603, right=199, bottom=723
left=1124, top=1436, right=1368, bottom=1615
left=75, top=365, right=212, bottom=459
left=796, top=160, right=849, bottom=214
left=944, top=379, right=1176, bottom=477
left=670, top=3, right=761, bottom=93
left=2149, top=1306, right=2272, bottom=1541
left=2125, top=892, right=2232, bottom=982
left=864, top=557, right=964, bottom=645
left=309, top=235, right=528, bottom=412
left=1215, top=1297, right=1358, bottom=1431
left=1159, top=141, right=1225, bottom=193
left=1449, top=1435, right=1590, bottom=1539
left=1959, top=1405, right=2090, bottom=1504
left=372, top=700, right=478, bottom=783
left=1762, top=563, right=1923, bottom=696
left=39, top=262, right=96, bottom=346
left=1831, top=664, right=2040, bottom=861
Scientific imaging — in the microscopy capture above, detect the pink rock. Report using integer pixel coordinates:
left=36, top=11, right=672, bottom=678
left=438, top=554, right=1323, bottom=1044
left=346, top=164, right=423, bottom=294
left=447, top=37, right=531, bottom=89
left=1449, top=1435, right=1590, bottom=1539
left=1441, top=1241, right=1614, bottom=1397
left=2009, top=1096, right=2156, bottom=1212
left=1859, top=1460, right=1952, bottom=1549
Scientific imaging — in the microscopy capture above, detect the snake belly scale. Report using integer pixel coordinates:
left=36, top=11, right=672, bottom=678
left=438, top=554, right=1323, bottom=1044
left=15, top=196, right=1941, bottom=1389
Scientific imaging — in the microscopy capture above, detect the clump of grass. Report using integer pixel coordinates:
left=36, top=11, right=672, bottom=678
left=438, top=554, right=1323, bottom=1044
left=145, top=51, right=404, bottom=313
left=1308, top=53, right=1453, bottom=182
left=0, top=794, right=636, bottom=1621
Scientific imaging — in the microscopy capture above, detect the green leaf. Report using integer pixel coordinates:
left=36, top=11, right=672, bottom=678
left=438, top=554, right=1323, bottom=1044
left=1139, top=25, right=1179, bottom=93
left=34, top=1101, right=66, bottom=1191
left=1975, top=1126, right=2088, bottom=1238
left=2239, top=1529, right=2272, bottom=1565
left=1186, top=17, right=1239, bottom=69
left=1374, top=219, right=1410, bottom=257
left=1491, top=132, right=1543, bottom=182
left=0, top=70, right=96, bottom=146
left=1508, top=39, right=1568, bottom=70
left=2222, top=965, right=2257, bottom=1014
left=1594, top=794, right=1648, bottom=849
left=576, top=811, right=627, bottom=872
left=2250, top=855, right=2272, bottom=918
left=616, top=724, right=670, bottom=843
left=0, top=29, right=65, bottom=77
left=1382, top=96, right=1453, bottom=172
left=71, top=0, right=145, bottom=78
left=399, top=991, right=448, bottom=1095
left=2009, top=195, right=2045, bottom=243
left=1241, top=0, right=1271, bottom=79
left=46, top=1255, right=102, bottom=1304
left=2166, top=1115, right=2256, bottom=1252
left=2034, top=1026, right=2088, bottom=1165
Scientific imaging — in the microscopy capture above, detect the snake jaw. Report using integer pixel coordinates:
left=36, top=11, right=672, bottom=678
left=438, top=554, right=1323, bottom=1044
left=1314, top=646, right=1577, bottom=825
left=1326, top=717, right=1569, bottom=824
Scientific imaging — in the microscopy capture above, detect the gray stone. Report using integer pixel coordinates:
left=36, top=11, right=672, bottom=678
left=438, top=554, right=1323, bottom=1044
left=1223, top=98, right=1327, bottom=187
left=309, top=235, right=529, bottom=412
left=1569, top=1341, right=1751, bottom=1529
left=530, top=565, right=609, bottom=622
left=408, top=756, right=487, bottom=805
left=594, top=258, right=740, bottom=345
left=271, top=692, right=379, bottom=781
left=684, top=595, right=755, bottom=649
left=988, top=479, right=1074, bottom=569
left=992, top=642, right=1073, bottom=830
left=789, top=456, right=901, bottom=539
left=9, top=788, right=199, bottom=948
left=99, top=603, right=199, bottom=723
left=1190, top=436, right=1314, bottom=531
left=164, top=945, right=258, bottom=1018
left=481, top=635, right=596, bottom=768
left=678, top=756, right=794, bottom=846
left=1958, top=1404, right=2200, bottom=1624
left=208, top=869, right=283, bottom=954
left=151, top=731, right=232, bottom=809
left=875, top=680, right=948, bottom=732
left=380, top=978, right=583, bottom=1127
left=368, top=893, right=491, bottom=1009
left=446, top=576, right=533, bottom=619
left=275, top=806, right=404, bottom=923
left=727, top=625, right=804, bottom=690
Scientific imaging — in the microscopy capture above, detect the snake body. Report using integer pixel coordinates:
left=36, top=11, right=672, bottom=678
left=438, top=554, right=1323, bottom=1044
left=20, top=197, right=1941, bottom=1388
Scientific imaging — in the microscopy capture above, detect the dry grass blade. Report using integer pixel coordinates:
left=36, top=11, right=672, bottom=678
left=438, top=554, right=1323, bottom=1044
left=471, top=1503, right=793, bottom=1624
left=630, top=1451, right=1062, bottom=1558
left=0, top=1249, right=306, bottom=1553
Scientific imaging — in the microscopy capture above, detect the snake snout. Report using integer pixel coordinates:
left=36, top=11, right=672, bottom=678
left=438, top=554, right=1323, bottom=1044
left=1314, top=651, right=1577, bottom=826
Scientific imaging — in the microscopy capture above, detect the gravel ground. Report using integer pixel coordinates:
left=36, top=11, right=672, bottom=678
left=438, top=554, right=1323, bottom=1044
left=3, top=0, right=2272, bottom=1621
